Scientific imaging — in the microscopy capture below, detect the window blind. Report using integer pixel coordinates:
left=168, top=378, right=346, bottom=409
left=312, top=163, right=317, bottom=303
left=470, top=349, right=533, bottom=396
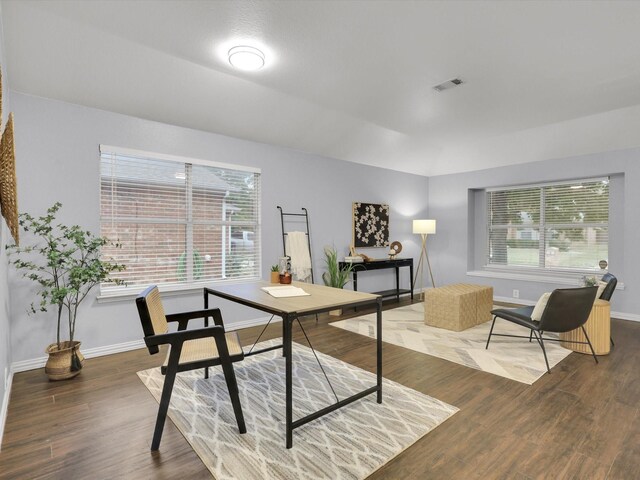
left=487, top=178, right=609, bottom=271
left=99, top=147, right=261, bottom=292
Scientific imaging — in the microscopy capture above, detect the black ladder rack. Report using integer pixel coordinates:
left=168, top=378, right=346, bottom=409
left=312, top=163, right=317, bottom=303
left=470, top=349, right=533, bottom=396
left=277, top=206, right=315, bottom=284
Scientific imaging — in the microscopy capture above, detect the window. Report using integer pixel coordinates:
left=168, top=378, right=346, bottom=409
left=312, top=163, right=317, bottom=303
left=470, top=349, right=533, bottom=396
left=487, top=178, right=609, bottom=271
left=100, top=146, right=261, bottom=293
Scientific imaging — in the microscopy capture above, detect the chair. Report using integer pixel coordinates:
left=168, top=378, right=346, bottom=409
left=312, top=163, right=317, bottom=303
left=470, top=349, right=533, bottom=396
left=136, top=286, right=246, bottom=451
left=599, top=273, right=617, bottom=346
left=486, top=287, right=599, bottom=374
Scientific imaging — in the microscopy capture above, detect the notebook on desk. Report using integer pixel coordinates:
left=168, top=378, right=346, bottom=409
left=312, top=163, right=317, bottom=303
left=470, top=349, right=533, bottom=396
left=261, top=286, right=311, bottom=298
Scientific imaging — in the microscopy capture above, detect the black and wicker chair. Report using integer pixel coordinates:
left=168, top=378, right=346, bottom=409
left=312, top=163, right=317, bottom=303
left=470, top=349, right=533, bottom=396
left=599, top=273, right=617, bottom=346
left=486, top=286, right=599, bottom=374
left=136, top=285, right=246, bottom=451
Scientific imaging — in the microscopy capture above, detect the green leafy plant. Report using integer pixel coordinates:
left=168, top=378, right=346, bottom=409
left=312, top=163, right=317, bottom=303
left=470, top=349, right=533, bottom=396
left=271, top=264, right=279, bottom=272
left=6, top=202, right=126, bottom=350
left=322, top=246, right=353, bottom=288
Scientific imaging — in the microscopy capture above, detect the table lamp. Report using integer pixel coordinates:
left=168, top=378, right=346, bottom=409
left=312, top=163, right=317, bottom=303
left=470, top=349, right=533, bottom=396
left=413, top=219, right=436, bottom=298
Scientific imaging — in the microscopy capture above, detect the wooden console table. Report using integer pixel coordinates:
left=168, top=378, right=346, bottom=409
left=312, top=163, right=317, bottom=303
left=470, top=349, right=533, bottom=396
left=560, top=299, right=611, bottom=355
left=339, top=258, right=414, bottom=301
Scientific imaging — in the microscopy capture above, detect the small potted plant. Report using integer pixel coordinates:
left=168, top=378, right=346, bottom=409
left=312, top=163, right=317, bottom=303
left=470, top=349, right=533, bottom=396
left=7, top=203, right=125, bottom=380
left=322, top=246, right=353, bottom=315
left=270, top=264, right=280, bottom=283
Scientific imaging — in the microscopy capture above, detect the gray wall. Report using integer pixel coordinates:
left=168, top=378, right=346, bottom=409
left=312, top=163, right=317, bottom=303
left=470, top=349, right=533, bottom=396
left=0, top=6, right=13, bottom=441
left=8, top=92, right=429, bottom=363
left=428, top=150, right=639, bottom=316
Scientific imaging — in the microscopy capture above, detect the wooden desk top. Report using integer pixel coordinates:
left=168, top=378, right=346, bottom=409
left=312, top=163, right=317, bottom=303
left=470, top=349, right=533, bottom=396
left=206, top=281, right=379, bottom=316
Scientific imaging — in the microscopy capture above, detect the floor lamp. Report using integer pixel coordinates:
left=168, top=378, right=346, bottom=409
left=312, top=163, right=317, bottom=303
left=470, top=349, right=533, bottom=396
left=413, top=219, right=436, bottom=300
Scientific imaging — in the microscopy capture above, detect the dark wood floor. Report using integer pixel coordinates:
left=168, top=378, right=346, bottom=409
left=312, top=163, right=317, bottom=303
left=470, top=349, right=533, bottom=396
left=1, top=299, right=639, bottom=479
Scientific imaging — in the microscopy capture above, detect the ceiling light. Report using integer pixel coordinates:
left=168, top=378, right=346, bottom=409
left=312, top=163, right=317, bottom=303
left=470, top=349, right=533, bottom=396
left=228, top=46, right=265, bottom=71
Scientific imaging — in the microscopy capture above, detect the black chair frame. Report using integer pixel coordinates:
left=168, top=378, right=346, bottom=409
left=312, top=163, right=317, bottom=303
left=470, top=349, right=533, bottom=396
left=486, top=287, right=599, bottom=374
left=137, top=288, right=246, bottom=451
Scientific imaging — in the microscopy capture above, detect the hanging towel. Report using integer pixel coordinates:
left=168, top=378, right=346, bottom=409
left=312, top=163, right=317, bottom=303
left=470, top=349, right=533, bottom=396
left=286, top=231, right=312, bottom=282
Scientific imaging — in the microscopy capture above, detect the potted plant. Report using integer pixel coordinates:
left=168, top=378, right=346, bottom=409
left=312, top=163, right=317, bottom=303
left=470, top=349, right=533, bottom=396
left=270, top=264, right=280, bottom=283
left=322, top=246, right=353, bottom=316
left=7, top=202, right=125, bottom=380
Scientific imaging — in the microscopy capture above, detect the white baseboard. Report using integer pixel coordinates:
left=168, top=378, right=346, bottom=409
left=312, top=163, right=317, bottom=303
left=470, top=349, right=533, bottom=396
left=10, top=315, right=280, bottom=375
left=493, top=295, right=640, bottom=322
left=0, top=365, right=14, bottom=452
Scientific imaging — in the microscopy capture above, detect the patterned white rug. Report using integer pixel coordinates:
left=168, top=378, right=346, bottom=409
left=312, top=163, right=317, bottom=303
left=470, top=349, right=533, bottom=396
left=137, top=338, right=458, bottom=480
left=330, top=303, right=573, bottom=385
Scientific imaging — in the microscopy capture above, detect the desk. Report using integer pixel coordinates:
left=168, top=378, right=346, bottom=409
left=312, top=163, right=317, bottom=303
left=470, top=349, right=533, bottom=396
left=339, top=258, right=414, bottom=301
left=204, top=281, right=382, bottom=449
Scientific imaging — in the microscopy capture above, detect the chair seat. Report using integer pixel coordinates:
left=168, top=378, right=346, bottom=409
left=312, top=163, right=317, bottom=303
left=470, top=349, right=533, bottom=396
left=163, top=331, right=244, bottom=367
left=491, top=306, right=539, bottom=330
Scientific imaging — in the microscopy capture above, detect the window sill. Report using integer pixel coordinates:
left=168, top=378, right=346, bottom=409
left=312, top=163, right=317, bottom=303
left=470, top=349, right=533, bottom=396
left=97, top=278, right=263, bottom=304
left=466, top=269, right=625, bottom=289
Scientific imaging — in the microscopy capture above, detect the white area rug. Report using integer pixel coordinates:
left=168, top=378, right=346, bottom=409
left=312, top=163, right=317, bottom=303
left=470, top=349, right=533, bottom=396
left=330, top=303, right=573, bottom=384
left=137, top=338, right=458, bottom=480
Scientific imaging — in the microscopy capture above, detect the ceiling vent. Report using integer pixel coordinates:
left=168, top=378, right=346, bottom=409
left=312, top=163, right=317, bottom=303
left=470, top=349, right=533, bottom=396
left=433, top=78, right=464, bottom=92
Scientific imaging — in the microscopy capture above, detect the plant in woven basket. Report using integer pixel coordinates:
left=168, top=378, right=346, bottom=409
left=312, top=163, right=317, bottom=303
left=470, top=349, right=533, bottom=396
left=322, top=246, right=353, bottom=289
left=6, top=202, right=125, bottom=378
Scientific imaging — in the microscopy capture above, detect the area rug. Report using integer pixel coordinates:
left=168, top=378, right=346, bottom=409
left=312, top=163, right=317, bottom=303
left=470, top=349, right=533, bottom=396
left=137, top=338, right=458, bottom=480
left=330, top=303, right=573, bottom=385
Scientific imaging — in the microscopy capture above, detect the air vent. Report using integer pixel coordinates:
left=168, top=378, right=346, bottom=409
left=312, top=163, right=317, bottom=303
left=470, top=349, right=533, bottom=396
left=433, top=78, right=464, bottom=92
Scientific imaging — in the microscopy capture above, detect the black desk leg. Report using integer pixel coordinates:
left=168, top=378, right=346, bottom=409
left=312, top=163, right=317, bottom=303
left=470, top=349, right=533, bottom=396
left=409, top=263, right=414, bottom=300
left=376, top=297, right=383, bottom=403
left=353, top=271, right=358, bottom=292
left=285, top=313, right=294, bottom=449
left=395, top=267, right=400, bottom=302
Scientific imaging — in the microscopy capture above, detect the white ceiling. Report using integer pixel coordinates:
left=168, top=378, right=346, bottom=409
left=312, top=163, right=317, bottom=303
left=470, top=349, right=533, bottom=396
left=3, top=0, right=640, bottom=176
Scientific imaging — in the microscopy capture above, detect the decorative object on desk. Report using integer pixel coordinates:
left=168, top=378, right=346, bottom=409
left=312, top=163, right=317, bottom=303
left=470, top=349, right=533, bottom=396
left=349, top=244, right=373, bottom=262
left=1, top=112, right=19, bottom=244
left=344, top=255, right=364, bottom=263
left=352, top=202, right=390, bottom=248
left=331, top=303, right=572, bottom=385
left=599, top=259, right=608, bottom=270
left=270, top=264, right=280, bottom=283
left=279, top=271, right=292, bottom=284
left=582, top=275, right=597, bottom=287
left=413, top=219, right=436, bottom=298
left=388, top=240, right=402, bottom=259
left=7, top=202, right=126, bottom=380
left=138, top=338, right=458, bottom=480
left=278, top=255, right=292, bottom=283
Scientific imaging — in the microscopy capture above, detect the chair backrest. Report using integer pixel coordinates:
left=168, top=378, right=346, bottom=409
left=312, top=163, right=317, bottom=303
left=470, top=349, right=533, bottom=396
left=600, top=273, right=617, bottom=301
left=136, top=285, right=169, bottom=355
left=539, top=286, right=598, bottom=333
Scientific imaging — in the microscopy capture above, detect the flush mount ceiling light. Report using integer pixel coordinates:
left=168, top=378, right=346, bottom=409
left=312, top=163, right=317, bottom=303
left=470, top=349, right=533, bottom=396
left=228, top=45, right=265, bottom=71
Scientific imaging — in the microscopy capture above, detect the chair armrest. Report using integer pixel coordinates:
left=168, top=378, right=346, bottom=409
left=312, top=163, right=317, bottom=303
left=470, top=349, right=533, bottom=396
left=144, top=325, right=225, bottom=348
left=166, top=308, right=225, bottom=328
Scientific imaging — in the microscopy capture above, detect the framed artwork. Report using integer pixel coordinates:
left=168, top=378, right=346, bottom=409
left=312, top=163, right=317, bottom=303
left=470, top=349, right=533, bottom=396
left=352, top=202, right=389, bottom=248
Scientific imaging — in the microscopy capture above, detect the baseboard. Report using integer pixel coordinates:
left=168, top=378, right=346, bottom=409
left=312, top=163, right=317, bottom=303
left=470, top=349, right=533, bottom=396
left=0, top=366, right=14, bottom=452
left=11, top=315, right=280, bottom=375
left=493, top=295, right=640, bottom=322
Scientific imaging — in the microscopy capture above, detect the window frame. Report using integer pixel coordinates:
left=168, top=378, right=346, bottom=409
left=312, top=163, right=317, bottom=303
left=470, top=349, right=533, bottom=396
left=98, top=145, right=261, bottom=297
left=485, top=177, right=609, bottom=275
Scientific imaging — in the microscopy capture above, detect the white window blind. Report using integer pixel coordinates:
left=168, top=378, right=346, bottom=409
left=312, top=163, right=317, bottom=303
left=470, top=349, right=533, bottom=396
left=99, top=146, right=261, bottom=293
left=487, top=178, right=609, bottom=271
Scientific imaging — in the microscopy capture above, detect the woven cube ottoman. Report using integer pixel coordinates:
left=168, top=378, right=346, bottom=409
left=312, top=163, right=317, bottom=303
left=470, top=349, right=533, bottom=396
left=425, top=283, right=493, bottom=331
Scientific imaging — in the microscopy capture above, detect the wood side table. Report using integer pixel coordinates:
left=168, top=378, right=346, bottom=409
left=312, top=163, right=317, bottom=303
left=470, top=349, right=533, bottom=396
left=560, top=299, right=610, bottom=355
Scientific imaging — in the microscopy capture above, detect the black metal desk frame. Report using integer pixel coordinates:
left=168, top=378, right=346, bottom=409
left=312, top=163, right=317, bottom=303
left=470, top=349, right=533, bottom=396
left=340, top=258, right=414, bottom=302
left=204, top=286, right=383, bottom=449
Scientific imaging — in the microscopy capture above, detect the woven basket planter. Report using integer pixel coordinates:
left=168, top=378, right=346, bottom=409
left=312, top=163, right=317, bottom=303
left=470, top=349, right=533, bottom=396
left=44, top=341, right=85, bottom=381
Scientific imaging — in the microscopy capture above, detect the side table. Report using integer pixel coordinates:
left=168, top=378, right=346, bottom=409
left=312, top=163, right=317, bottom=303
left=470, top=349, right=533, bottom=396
left=559, top=299, right=610, bottom=355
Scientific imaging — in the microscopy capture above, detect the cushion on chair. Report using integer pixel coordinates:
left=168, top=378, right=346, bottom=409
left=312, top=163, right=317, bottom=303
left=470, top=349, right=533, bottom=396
left=531, top=292, right=552, bottom=321
left=163, top=331, right=244, bottom=367
left=596, top=281, right=608, bottom=300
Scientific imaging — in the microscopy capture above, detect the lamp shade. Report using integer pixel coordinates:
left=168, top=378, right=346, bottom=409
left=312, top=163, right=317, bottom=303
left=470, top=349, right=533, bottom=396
left=413, top=219, right=436, bottom=235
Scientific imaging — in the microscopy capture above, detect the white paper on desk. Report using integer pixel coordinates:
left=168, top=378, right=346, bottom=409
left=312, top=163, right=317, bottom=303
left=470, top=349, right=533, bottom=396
left=261, top=286, right=310, bottom=298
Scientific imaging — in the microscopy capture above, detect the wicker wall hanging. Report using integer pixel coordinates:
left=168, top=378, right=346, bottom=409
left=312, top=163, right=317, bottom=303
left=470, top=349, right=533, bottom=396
left=1, top=113, right=19, bottom=244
